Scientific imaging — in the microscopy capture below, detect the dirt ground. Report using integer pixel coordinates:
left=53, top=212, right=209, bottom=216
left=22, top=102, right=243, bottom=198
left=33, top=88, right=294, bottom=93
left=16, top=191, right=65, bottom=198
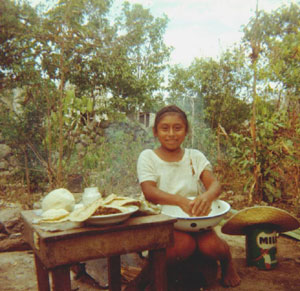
left=0, top=189, right=299, bottom=290
left=1, top=224, right=299, bottom=291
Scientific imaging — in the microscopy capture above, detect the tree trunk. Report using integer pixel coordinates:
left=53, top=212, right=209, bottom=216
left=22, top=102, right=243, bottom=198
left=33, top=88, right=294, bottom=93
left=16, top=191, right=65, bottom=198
left=250, top=65, right=260, bottom=202
left=58, top=28, right=65, bottom=187
left=24, top=149, right=31, bottom=195
left=249, top=0, right=261, bottom=203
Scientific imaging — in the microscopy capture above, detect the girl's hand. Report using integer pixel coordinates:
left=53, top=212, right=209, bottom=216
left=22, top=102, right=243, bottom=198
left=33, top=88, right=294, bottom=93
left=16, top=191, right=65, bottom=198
left=177, top=197, right=193, bottom=216
left=189, top=194, right=213, bottom=216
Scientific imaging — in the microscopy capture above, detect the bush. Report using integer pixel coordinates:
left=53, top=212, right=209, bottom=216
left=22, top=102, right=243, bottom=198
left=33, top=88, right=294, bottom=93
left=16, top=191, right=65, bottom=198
left=225, top=110, right=299, bottom=203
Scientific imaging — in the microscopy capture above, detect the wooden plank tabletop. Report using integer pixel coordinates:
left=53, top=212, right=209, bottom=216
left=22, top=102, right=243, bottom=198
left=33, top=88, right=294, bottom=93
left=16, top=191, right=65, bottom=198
left=21, top=211, right=176, bottom=241
left=22, top=211, right=176, bottom=268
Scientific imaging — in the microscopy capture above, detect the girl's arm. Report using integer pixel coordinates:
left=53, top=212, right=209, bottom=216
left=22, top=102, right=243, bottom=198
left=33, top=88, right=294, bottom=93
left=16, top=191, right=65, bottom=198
left=189, top=170, right=222, bottom=216
left=140, top=181, right=193, bottom=215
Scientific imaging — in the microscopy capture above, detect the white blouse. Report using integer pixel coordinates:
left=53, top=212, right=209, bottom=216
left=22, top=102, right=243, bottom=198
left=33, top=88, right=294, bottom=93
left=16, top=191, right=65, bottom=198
left=137, top=148, right=211, bottom=197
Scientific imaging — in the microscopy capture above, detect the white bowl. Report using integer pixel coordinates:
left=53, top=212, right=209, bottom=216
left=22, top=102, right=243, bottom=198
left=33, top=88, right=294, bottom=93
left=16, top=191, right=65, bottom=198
left=161, top=199, right=231, bottom=232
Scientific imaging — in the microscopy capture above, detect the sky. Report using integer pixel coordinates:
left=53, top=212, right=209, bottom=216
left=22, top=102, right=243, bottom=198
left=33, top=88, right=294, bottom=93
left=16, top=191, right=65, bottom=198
left=117, top=0, right=295, bottom=66
left=30, top=0, right=296, bottom=67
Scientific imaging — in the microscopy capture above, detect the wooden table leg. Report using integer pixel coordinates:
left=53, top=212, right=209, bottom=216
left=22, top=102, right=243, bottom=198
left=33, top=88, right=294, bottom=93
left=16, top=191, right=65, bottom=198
left=149, top=248, right=167, bottom=291
left=51, top=265, right=71, bottom=291
left=34, top=254, right=50, bottom=291
left=107, top=255, right=121, bottom=291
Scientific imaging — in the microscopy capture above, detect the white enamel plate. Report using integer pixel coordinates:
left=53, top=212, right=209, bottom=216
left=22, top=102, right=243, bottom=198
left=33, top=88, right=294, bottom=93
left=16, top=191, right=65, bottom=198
left=85, top=206, right=139, bottom=226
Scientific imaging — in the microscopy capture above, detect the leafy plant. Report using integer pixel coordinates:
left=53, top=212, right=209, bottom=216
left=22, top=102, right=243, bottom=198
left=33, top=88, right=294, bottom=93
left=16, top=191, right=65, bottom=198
left=227, top=106, right=299, bottom=203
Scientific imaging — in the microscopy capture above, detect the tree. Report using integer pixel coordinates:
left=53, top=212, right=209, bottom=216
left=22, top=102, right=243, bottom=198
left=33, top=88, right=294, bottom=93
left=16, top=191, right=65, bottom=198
left=109, top=2, right=171, bottom=114
left=0, top=0, right=50, bottom=192
left=242, top=3, right=264, bottom=202
left=0, top=0, right=171, bottom=191
left=229, top=2, right=300, bottom=203
left=168, top=48, right=251, bottom=134
left=243, top=2, right=300, bottom=112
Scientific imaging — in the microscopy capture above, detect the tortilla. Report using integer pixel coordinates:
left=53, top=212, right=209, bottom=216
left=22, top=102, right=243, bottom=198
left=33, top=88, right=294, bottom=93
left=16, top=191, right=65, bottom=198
left=67, top=198, right=104, bottom=222
left=107, top=198, right=141, bottom=208
left=103, top=194, right=141, bottom=207
left=102, top=194, right=118, bottom=205
left=41, top=208, right=70, bottom=221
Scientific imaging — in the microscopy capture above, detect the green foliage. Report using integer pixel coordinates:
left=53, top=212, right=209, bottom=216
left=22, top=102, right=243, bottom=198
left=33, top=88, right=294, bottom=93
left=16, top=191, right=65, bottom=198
left=243, top=3, right=300, bottom=106
left=0, top=0, right=41, bottom=90
left=109, top=2, right=171, bottom=113
left=221, top=2, right=300, bottom=203
left=0, top=85, right=51, bottom=190
left=0, top=0, right=170, bottom=190
left=0, top=0, right=299, bottom=208
left=168, top=48, right=251, bottom=134
left=227, top=106, right=299, bottom=202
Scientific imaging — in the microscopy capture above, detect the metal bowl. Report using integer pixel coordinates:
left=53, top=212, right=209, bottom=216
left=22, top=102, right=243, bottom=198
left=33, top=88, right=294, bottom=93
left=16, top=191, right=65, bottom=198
left=161, top=199, right=231, bottom=232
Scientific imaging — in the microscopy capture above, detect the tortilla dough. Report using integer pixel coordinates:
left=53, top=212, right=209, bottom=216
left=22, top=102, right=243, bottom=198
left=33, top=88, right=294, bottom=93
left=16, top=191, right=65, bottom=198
left=42, top=188, right=75, bottom=212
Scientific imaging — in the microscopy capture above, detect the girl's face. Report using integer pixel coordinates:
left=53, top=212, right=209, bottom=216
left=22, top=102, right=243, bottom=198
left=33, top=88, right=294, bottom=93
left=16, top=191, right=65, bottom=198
left=153, top=113, right=187, bottom=151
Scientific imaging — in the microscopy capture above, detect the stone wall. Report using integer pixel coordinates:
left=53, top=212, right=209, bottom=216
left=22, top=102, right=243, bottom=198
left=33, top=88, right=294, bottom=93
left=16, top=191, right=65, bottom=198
left=0, top=206, right=30, bottom=252
left=0, top=133, right=28, bottom=251
left=0, top=133, right=20, bottom=186
left=0, top=119, right=152, bottom=195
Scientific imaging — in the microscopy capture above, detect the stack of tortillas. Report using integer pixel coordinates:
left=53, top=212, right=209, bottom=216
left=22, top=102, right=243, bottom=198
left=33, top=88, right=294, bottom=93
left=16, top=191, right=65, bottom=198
left=41, top=188, right=75, bottom=221
left=221, top=206, right=300, bottom=235
left=37, top=190, right=141, bottom=224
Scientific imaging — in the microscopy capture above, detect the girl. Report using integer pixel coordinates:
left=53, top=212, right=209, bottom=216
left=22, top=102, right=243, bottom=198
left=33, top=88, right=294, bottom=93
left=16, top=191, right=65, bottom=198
left=137, top=105, right=240, bottom=287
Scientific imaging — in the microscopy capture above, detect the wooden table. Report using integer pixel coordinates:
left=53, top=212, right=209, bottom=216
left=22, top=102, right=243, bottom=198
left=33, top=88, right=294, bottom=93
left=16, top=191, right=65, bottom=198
left=21, top=211, right=176, bottom=291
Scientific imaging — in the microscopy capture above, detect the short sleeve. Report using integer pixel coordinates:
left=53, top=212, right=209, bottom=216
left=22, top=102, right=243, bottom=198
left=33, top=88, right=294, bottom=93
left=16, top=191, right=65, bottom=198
left=204, top=164, right=213, bottom=171
left=137, top=150, right=158, bottom=184
left=189, top=149, right=211, bottom=179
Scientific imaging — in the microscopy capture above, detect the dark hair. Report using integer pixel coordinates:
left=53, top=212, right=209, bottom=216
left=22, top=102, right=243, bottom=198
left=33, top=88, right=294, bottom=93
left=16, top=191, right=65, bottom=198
left=153, top=105, right=189, bottom=133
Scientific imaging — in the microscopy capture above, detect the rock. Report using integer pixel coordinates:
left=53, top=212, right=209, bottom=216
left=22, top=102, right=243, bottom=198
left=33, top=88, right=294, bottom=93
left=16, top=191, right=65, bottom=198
left=5, top=217, right=24, bottom=234
left=0, top=207, right=22, bottom=224
left=0, top=221, right=8, bottom=234
left=0, top=206, right=30, bottom=251
left=0, top=207, right=24, bottom=235
left=0, top=236, right=30, bottom=252
left=9, top=232, right=22, bottom=239
left=0, top=233, right=8, bottom=240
